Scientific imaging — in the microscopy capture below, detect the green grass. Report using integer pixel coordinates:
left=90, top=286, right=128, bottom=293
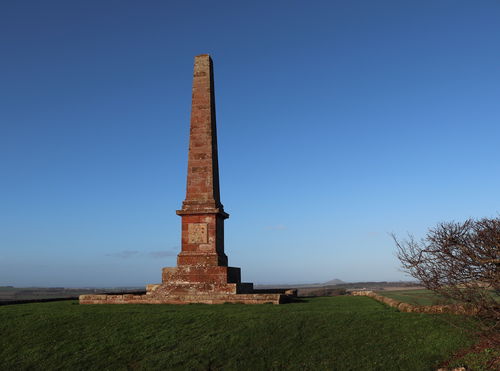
left=0, top=296, right=475, bottom=370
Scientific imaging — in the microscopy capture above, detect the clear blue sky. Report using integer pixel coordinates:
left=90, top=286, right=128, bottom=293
left=1, top=1, right=499, bottom=287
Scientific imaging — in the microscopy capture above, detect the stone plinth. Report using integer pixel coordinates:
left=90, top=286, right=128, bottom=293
left=79, top=292, right=286, bottom=305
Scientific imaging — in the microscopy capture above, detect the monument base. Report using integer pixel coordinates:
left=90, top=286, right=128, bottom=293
left=79, top=265, right=296, bottom=305
left=79, top=285, right=295, bottom=305
left=79, top=292, right=289, bottom=305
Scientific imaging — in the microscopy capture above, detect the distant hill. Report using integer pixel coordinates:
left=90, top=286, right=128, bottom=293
left=323, top=279, right=345, bottom=285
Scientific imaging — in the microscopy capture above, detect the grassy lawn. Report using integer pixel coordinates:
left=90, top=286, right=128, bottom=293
left=0, top=296, right=475, bottom=370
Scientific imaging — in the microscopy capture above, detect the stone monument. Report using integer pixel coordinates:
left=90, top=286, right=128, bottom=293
left=80, top=55, right=295, bottom=304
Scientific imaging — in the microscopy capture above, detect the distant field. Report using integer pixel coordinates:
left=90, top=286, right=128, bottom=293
left=0, top=285, right=429, bottom=303
left=0, top=286, right=144, bottom=303
left=0, top=296, right=475, bottom=370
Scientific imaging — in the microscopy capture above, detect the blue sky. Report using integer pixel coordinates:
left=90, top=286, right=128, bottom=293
left=1, top=1, right=499, bottom=287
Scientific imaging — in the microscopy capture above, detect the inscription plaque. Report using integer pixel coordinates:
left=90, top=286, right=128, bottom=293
left=188, top=223, right=208, bottom=244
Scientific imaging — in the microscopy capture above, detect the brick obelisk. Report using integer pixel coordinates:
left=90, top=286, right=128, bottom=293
left=175, top=54, right=229, bottom=268
left=79, top=55, right=294, bottom=304
left=159, top=54, right=242, bottom=288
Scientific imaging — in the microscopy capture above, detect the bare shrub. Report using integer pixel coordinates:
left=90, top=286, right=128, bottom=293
left=392, top=217, right=499, bottom=339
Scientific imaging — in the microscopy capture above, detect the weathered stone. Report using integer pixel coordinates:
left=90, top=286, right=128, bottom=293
left=79, top=54, right=295, bottom=305
left=350, top=291, right=478, bottom=315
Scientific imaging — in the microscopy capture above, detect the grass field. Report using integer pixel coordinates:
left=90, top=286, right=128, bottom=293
left=0, top=296, right=477, bottom=370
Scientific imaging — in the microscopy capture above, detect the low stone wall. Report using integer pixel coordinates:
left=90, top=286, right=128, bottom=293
left=80, top=281, right=297, bottom=305
left=351, top=291, right=477, bottom=315
left=79, top=292, right=287, bottom=305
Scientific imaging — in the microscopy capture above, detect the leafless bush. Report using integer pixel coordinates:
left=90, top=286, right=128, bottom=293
left=392, top=217, right=499, bottom=338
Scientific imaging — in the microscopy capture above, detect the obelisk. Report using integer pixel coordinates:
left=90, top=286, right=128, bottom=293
left=175, top=54, right=229, bottom=268
left=158, top=55, right=242, bottom=288
left=79, top=55, right=294, bottom=304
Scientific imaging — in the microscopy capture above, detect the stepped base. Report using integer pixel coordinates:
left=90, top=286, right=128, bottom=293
left=79, top=272, right=297, bottom=305
left=79, top=292, right=288, bottom=305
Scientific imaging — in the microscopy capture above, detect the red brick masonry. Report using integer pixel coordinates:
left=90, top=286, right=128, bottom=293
left=80, top=55, right=295, bottom=305
left=79, top=290, right=296, bottom=305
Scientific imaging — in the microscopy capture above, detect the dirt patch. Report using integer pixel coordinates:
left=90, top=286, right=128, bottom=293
left=438, top=335, right=500, bottom=370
